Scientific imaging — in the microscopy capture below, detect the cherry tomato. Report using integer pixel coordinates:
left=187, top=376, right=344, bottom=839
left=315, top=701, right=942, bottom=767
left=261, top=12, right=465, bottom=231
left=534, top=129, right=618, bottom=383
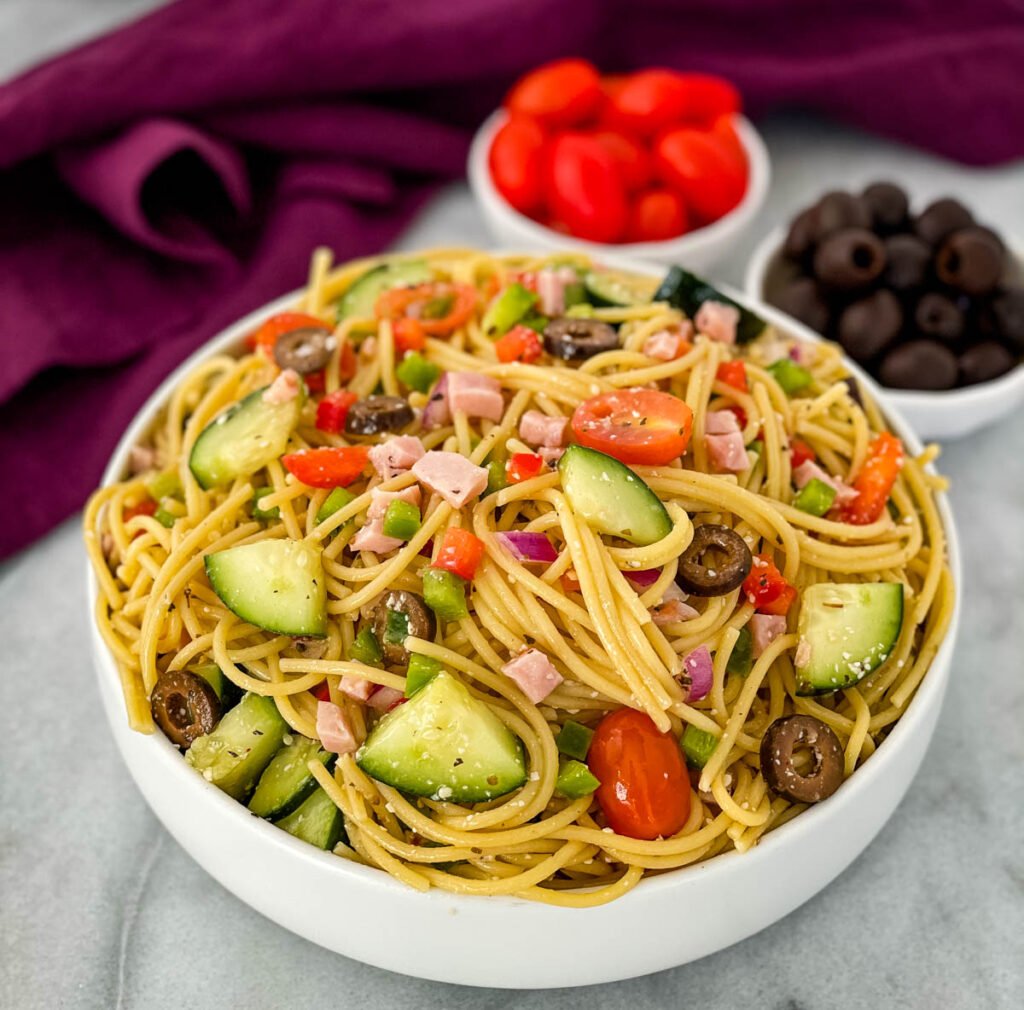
left=506, top=452, right=544, bottom=483
left=839, top=432, right=904, bottom=525
left=435, top=527, right=485, bottom=581
left=675, top=73, right=742, bottom=124
left=654, top=127, right=747, bottom=222
left=710, top=114, right=747, bottom=171
left=625, top=187, right=688, bottom=243
left=545, top=133, right=628, bottom=243
left=589, top=130, right=651, bottom=191
left=315, top=390, right=359, bottom=434
left=605, top=69, right=691, bottom=137
left=489, top=116, right=547, bottom=215
left=790, top=439, right=816, bottom=470
left=716, top=360, right=748, bottom=392
left=375, top=283, right=477, bottom=337
left=589, top=708, right=691, bottom=840
left=571, top=389, right=693, bottom=466
left=742, top=553, right=797, bottom=616
left=282, top=446, right=370, bottom=488
left=248, top=312, right=328, bottom=354
left=505, top=58, right=601, bottom=128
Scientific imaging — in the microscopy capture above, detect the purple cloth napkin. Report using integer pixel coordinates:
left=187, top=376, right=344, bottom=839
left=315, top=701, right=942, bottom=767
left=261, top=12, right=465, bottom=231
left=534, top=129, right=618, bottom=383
left=2, top=0, right=1022, bottom=559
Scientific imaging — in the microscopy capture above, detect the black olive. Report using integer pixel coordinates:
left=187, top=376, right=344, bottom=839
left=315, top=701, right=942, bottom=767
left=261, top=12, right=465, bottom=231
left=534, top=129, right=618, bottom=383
left=882, top=234, right=931, bottom=292
left=878, top=340, right=958, bottom=390
left=372, top=590, right=437, bottom=668
left=958, top=341, right=1016, bottom=385
left=150, top=669, right=220, bottom=748
left=812, top=229, right=885, bottom=291
left=992, top=288, right=1024, bottom=353
left=675, top=524, right=752, bottom=598
left=914, top=292, right=964, bottom=342
left=783, top=207, right=820, bottom=262
left=840, top=376, right=863, bottom=407
left=273, top=326, right=336, bottom=375
left=811, top=191, right=871, bottom=242
left=773, top=277, right=830, bottom=334
left=344, top=395, right=414, bottom=436
left=543, top=317, right=619, bottom=361
left=861, top=182, right=909, bottom=233
left=935, top=227, right=1004, bottom=296
left=760, top=715, right=844, bottom=803
left=913, top=197, right=974, bottom=247
left=837, top=290, right=902, bottom=362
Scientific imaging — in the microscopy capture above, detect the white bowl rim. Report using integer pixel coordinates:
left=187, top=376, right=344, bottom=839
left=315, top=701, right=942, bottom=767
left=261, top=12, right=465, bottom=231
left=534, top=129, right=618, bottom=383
left=467, top=109, right=771, bottom=260
left=88, top=250, right=962, bottom=913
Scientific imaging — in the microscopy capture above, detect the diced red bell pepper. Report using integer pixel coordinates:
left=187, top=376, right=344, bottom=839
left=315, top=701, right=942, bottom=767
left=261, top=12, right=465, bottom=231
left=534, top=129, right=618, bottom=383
left=393, top=317, right=427, bottom=354
left=316, top=390, right=359, bottom=434
left=839, top=432, right=904, bottom=525
left=123, top=499, right=157, bottom=522
left=506, top=452, right=544, bottom=483
left=716, top=360, right=748, bottom=392
left=435, top=527, right=486, bottom=581
left=494, top=324, right=543, bottom=364
left=790, top=439, right=816, bottom=469
left=742, top=553, right=797, bottom=616
left=282, top=446, right=370, bottom=488
left=312, top=681, right=331, bottom=702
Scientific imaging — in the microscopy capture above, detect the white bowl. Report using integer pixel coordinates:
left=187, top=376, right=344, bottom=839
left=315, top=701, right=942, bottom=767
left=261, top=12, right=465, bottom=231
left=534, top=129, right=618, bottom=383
left=745, top=225, right=1024, bottom=440
left=468, top=109, right=770, bottom=270
left=88, top=264, right=961, bottom=988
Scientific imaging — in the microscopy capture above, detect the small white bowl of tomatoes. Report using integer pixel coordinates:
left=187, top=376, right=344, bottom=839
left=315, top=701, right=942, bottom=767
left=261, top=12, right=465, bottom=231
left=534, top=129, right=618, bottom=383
left=468, top=59, right=770, bottom=270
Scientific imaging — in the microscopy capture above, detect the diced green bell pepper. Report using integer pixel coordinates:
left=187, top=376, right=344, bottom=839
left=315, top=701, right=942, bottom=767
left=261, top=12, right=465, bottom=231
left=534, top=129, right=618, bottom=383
left=316, top=487, right=355, bottom=526
left=726, top=626, right=753, bottom=676
left=252, top=487, right=280, bottom=521
left=681, top=725, right=719, bottom=769
left=793, top=477, right=837, bottom=517
left=555, top=720, right=594, bottom=762
left=396, top=351, right=440, bottom=393
left=422, top=568, right=469, bottom=622
left=382, top=499, right=421, bottom=540
left=767, top=358, right=813, bottom=395
left=555, top=758, right=601, bottom=798
left=146, top=469, right=182, bottom=501
left=482, top=282, right=537, bottom=337
left=485, top=458, right=508, bottom=496
left=384, top=608, right=411, bottom=645
left=154, top=506, right=177, bottom=528
left=405, top=654, right=443, bottom=697
left=349, top=627, right=383, bottom=666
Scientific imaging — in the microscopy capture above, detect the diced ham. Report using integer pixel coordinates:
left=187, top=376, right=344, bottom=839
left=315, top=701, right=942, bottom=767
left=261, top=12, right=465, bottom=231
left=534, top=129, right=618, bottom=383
left=340, top=675, right=374, bottom=702
left=705, top=409, right=741, bottom=435
left=748, top=614, right=787, bottom=657
left=350, top=518, right=403, bottom=554
left=642, top=321, right=693, bottom=361
left=128, top=444, right=158, bottom=474
left=536, top=266, right=579, bottom=317
left=447, top=372, right=504, bottom=422
left=706, top=431, right=749, bottom=473
left=368, top=436, right=425, bottom=481
left=262, top=368, right=301, bottom=405
left=360, top=336, right=377, bottom=359
left=411, top=451, right=488, bottom=508
left=316, top=700, right=357, bottom=755
left=367, top=686, right=405, bottom=712
left=537, top=445, right=565, bottom=465
left=518, top=410, right=568, bottom=448
left=367, top=485, right=421, bottom=521
left=695, top=301, right=739, bottom=345
left=793, top=460, right=858, bottom=506
left=650, top=582, right=699, bottom=626
left=501, top=648, right=563, bottom=704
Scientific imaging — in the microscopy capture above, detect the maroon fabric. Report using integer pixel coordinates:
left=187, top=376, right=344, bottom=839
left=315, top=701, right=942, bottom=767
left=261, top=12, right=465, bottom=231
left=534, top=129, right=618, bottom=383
left=1, top=0, right=1022, bottom=558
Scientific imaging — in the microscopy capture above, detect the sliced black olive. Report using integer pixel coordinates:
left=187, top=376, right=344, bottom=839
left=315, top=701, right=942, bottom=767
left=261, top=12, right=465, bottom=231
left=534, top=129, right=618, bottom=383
left=760, top=714, right=844, bottom=803
left=344, top=395, right=414, bottom=436
left=372, top=590, right=436, bottom=668
left=150, top=669, right=220, bottom=748
left=675, top=524, right=752, bottom=598
left=273, top=326, right=335, bottom=375
left=543, top=317, right=619, bottom=361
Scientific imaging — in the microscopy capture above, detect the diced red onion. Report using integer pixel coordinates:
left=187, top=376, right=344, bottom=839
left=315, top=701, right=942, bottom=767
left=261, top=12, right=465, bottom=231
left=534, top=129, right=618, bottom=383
left=421, top=372, right=449, bottom=428
left=681, top=645, right=713, bottom=702
left=418, top=539, right=434, bottom=559
left=623, top=568, right=661, bottom=589
left=496, top=531, right=558, bottom=565
left=367, top=686, right=405, bottom=712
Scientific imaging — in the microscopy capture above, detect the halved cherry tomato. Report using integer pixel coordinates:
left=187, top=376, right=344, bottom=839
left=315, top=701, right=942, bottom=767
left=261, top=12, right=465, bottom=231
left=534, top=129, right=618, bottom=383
left=248, top=312, right=327, bottom=354
left=589, top=708, right=691, bottom=840
left=604, top=69, right=690, bottom=137
left=315, top=390, right=359, bottom=434
left=790, top=439, right=816, bottom=470
left=435, top=527, right=485, bottom=581
left=375, top=283, right=476, bottom=337
left=494, top=324, right=543, bottom=364
left=589, top=130, right=651, bottom=191
left=282, top=446, right=370, bottom=488
left=123, top=499, right=157, bottom=522
left=506, top=452, right=544, bottom=484
left=716, top=360, right=748, bottom=392
left=839, top=432, right=904, bottom=525
left=571, top=389, right=693, bottom=466
left=489, top=115, right=547, bottom=215
left=676, top=73, right=742, bottom=124
left=505, top=58, right=601, bottom=128
left=545, top=133, right=628, bottom=244
left=626, top=187, right=688, bottom=243
left=393, top=317, right=426, bottom=354
left=743, top=553, right=797, bottom=616
left=654, top=127, right=747, bottom=222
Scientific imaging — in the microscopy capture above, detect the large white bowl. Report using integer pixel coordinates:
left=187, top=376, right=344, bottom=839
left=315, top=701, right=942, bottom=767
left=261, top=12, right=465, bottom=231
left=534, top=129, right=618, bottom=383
left=468, top=109, right=770, bottom=270
left=88, top=262, right=961, bottom=988
left=744, top=226, right=1024, bottom=441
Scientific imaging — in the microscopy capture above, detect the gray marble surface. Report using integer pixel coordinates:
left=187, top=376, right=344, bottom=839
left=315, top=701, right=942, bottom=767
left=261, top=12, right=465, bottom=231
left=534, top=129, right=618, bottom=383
left=2, top=7, right=1024, bottom=1008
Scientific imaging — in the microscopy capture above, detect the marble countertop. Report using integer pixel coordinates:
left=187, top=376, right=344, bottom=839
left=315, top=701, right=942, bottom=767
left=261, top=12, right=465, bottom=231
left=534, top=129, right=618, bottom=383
left=2, top=9, right=1023, bottom=1009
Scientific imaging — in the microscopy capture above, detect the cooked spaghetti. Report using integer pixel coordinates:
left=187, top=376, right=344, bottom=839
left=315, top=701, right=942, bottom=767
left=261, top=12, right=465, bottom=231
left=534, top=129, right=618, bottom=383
left=84, top=248, right=954, bottom=906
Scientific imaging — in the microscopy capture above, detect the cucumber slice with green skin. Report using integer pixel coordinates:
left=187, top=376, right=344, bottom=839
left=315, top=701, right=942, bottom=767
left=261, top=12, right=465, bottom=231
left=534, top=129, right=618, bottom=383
left=795, top=582, right=904, bottom=695
left=186, top=693, right=288, bottom=800
left=277, top=786, right=346, bottom=850
left=189, top=386, right=302, bottom=490
left=335, top=260, right=434, bottom=321
left=248, top=735, right=332, bottom=819
left=654, top=266, right=766, bottom=344
left=558, top=445, right=672, bottom=547
left=205, top=539, right=327, bottom=637
left=356, top=671, right=527, bottom=803
left=583, top=270, right=657, bottom=307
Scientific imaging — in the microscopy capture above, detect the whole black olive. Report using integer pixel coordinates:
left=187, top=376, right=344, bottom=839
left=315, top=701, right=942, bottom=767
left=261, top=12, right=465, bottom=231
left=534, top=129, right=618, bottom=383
left=812, top=229, right=886, bottom=291
left=958, top=341, right=1016, bottom=385
left=675, top=524, right=752, bottom=598
left=878, top=340, right=958, bottom=390
left=760, top=715, right=845, bottom=803
left=882, top=234, right=931, bottom=291
left=372, top=590, right=437, bottom=668
left=836, top=290, right=902, bottom=362
left=811, top=191, right=871, bottom=242
left=992, top=288, right=1024, bottom=353
left=913, top=197, right=974, bottom=247
left=273, top=326, right=336, bottom=375
left=861, top=181, right=909, bottom=233
left=150, top=669, right=221, bottom=748
left=543, top=317, right=619, bottom=361
left=772, top=277, right=831, bottom=334
left=935, top=227, right=1004, bottom=296
left=783, top=206, right=820, bottom=262
left=344, top=395, right=415, bottom=436
left=914, top=292, right=964, bottom=342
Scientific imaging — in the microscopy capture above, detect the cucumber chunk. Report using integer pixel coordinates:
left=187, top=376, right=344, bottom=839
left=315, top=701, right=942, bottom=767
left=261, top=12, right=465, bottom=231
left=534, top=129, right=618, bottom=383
left=795, top=582, right=904, bottom=695
left=277, top=786, right=346, bottom=850
left=558, top=445, right=672, bottom=546
left=654, top=266, right=766, bottom=343
left=335, top=260, right=434, bottom=321
left=189, top=386, right=302, bottom=490
left=186, top=693, right=288, bottom=800
left=205, top=539, right=327, bottom=636
left=583, top=270, right=657, bottom=307
left=356, top=671, right=527, bottom=802
left=248, top=735, right=332, bottom=819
